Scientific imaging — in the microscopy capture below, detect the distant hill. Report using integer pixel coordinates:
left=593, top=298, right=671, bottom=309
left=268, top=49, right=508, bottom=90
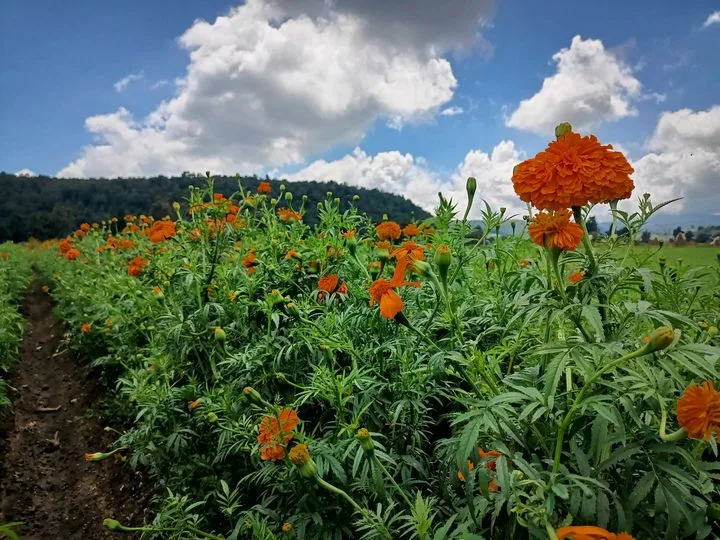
left=0, top=172, right=429, bottom=242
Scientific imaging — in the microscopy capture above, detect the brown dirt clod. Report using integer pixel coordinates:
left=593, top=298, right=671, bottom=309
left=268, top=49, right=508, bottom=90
left=0, top=283, right=150, bottom=539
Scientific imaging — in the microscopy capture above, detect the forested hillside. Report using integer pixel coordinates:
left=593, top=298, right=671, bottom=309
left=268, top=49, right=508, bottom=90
left=0, top=172, right=428, bottom=241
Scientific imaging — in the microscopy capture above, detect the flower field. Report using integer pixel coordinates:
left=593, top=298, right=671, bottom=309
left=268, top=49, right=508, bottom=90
left=4, top=126, right=720, bottom=539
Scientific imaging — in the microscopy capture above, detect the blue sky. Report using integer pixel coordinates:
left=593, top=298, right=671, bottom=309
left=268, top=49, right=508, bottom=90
left=1, top=0, right=719, bottom=217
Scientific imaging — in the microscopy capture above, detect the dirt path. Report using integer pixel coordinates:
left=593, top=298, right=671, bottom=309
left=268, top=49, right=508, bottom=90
left=0, top=283, right=149, bottom=539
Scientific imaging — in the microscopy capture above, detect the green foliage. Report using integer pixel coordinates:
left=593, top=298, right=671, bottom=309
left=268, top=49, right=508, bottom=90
left=24, top=183, right=720, bottom=539
left=0, top=172, right=428, bottom=242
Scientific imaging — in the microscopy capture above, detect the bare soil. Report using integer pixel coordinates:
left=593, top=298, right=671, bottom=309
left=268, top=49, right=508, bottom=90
left=0, top=283, right=150, bottom=539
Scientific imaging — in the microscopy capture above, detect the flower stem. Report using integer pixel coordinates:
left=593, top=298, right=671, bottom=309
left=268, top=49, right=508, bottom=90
left=571, top=206, right=596, bottom=271
left=551, top=345, right=650, bottom=473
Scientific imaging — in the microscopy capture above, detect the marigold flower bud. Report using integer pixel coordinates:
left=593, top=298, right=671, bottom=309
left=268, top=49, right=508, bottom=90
left=280, top=183, right=286, bottom=192
left=282, top=522, right=293, bottom=533
left=214, top=326, right=226, bottom=342
left=555, top=122, right=573, bottom=138
left=333, top=197, right=340, bottom=207
left=85, top=452, right=105, bottom=461
left=172, top=201, right=181, bottom=212
left=288, top=444, right=317, bottom=478
left=708, top=326, right=718, bottom=337
left=435, top=244, right=452, bottom=284
left=466, top=177, right=477, bottom=199
left=645, top=326, right=675, bottom=352
left=352, top=194, right=360, bottom=201
left=242, top=386, right=263, bottom=404
left=411, top=259, right=431, bottom=277
left=285, top=192, right=293, bottom=202
left=103, top=519, right=123, bottom=531
left=206, top=412, right=218, bottom=423
left=659, top=256, right=667, bottom=269
left=356, top=428, right=375, bottom=455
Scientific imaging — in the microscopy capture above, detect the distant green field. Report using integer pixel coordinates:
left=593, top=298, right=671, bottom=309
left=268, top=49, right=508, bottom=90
left=628, top=244, right=720, bottom=268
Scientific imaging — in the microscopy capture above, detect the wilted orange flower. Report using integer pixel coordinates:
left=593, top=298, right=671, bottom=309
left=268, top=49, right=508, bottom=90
left=242, top=249, right=258, bottom=275
left=80, top=223, right=91, bottom=232
left=285, top=249, right=300, bottom=260
left=258, top=408, right=300, bottom=461
left=528, top=210, right=583, bottom=251
left=375, top=241, right=392, bottom=252
left=341, top=229, right=357, bottom=239
left=402, top=223, right=420, bottom=237
left=124, top=214, right=135, bottom=222
left=555, top=526, right=635, bottom=540
left=188, top=399, right=201, bottom=410
left=65, top=248, right=81, bottom=260
left=278, top=208, right=302, bottom=222
left=228, top=291, right=237, bottom=302
left=568, top=271, right=585, bottom=284
left=519, top=259, right=531, bottom=267
left=369, top=257, right=420, bottom=319
left=128, top=256, right=149, bottom=277
left=146, top=220, right=176, bottom=243
left=257, top=181, right=271, bottom=194
left=512, top=131, right=634, bottom=210
left=375, top=221, right=401, bottom=241
left=81, top=323, right=91, bottom=333
left=676, top=381, right=720, bottom=441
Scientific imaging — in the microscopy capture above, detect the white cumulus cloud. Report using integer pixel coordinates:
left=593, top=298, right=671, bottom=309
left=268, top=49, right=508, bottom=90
left=288, top=140, right=524, bottom=218
left=15, top=168, right=37, bottom=177
left=60, top=0, right=493, bottom=178
left=631, top=106, right=720, bottom=214
left=702, top=11, right=720, bottom=28
left=505, top=36, right=643, bottom=135
left=113, top=71, right=144, bottom=92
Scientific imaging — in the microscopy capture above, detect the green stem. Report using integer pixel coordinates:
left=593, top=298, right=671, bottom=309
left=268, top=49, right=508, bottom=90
left=571, top=206, right=596, bottom=271
left=374, top=457, right=413, bottom=509
left=658, top=406, right=687, bottom=442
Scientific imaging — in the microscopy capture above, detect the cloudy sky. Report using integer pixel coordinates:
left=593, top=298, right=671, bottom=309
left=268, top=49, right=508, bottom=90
left=1, top=0, right=719, bottom=218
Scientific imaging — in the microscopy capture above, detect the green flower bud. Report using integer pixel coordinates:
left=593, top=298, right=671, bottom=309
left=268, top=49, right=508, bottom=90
left=302, top=194, right=308, bottom=203
left=466, top=177, right=477, bottom=198
left=434, top=244, right=452, bottom=284
left=103, top=519, right=123, bottom=531
left=207, top=412, right=218, bottom=423
left=242, top=386, right=263, bottom=404
left=411, top=259, right=431, bottom=277
left=356, top=428, right=375, bottom=455
left=352, top=194, right=360, bottom=202
left=214, top=326, right=226, bottom=342
left=555, top=122, right=573, bottom=138
left=271, top=198, right=278, bottom=205
left=333, top=197, right=340, bottom=206
left=646, top=326, right=675, bottom=352
left=708, top=326, right=718, bottom=337
left=172, top=201, right=181, bottom=212
left=289, top=444, right=317, bottom=478
left=285, top=192, right=293, bottom=202
left=280, top=183, right=286, bottom=192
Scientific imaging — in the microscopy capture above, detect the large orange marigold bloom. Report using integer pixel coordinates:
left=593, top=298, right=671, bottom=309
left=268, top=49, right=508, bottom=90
left=375, top=221, right=401, bottom=241
left=59, top=239, right=73, bottom=254
left=369, top=257, right=420, bottom=319
left=528, top=210, right=584, bottom=251
left=318, top=274, right=339, bottom=296
left=257, top=408, right=300, bottom=461
left=257, top=181, right=271, bottom=194
left=676, top=381, right=720, bottom=441
left=146, top=220, right=177, bottom=243
left=556, top=526, right=635, bottom=540
left=65, top=248, right=81, bottom=260
left=278, top=208, right=302, bottom=222
left=242, top=249, right=258, bottom=275
left=512, top=132, right=634, bottom=210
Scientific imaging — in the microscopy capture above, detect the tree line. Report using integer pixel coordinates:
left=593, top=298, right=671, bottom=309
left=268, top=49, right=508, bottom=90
left=0, top=172, right=429, bottom=242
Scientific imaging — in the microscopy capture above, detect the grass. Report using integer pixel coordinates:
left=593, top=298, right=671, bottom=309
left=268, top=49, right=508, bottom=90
left=629, top=244, right=720, bottom=268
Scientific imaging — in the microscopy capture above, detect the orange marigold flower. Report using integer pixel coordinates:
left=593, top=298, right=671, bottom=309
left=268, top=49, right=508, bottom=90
left=512, top=131, right=635, bottom=210
left=80, top=223, right=91, bottom=232
left=0, top=252, right=7, bottom=261
left=390, top=241, right=424, bottom=262
left=568, top=271, right=585, bottom=284
left=146, top=220, right=177, bottom=243
left=375, top=221, right=401, bottom=241
left=257, top=181, right=271, bottom=194
left=59, top=239, right=73, bottom=254
left=285, top=249, right=300, bottom=260
left=556, top=526, right=635, bottom=540
left=124, top=214, right=135, bottom=222
left=128, top=256, right=149, bottom=277
left=528, top=210, right=584, bottom=251
left=278, top=207, right=302, bottom=222
left=258, top=408, right=300, bottom=461
left=75, top=229, right=86, bottom=239
left=369, top=257, right=420, bottom=319
left=318, top=274, right=339, bottom=298
left=65, top=248, right=81, bottom=260
left=375, top=240, right=392, bottom=252
left=403, top=223, right=420, bottom=237
left=519, top=259, right=531, bottom=267
left=342, top=229, right=357, bottom=239
left=677, top=381, right=720, bottom=441
left=81, top=323, right=91, bottom=333
left=242, top=249, right=258, bottom=275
